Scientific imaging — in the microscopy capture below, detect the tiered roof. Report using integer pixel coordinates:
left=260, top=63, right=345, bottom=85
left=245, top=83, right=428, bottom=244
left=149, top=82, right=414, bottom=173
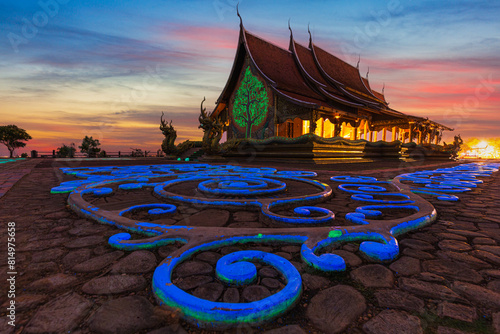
left=213, top=19, right=452, bottom=131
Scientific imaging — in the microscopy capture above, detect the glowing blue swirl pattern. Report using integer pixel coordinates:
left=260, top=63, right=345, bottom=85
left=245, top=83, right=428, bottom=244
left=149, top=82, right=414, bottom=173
left=50, top=162, right=499, bottom=329
left=153, top=235, right=304, bottom=329
left=198, top=176, right=286, bottom=196
left=119, top=204, right=177, bottom=216
left=398, top=163, right=499, bottom=201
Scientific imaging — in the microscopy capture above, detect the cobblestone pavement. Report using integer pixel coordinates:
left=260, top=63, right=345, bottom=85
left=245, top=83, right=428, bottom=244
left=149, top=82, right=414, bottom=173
left=0, top=159, right=499, bottom=334
left=0, top=159, right=39, bottom=199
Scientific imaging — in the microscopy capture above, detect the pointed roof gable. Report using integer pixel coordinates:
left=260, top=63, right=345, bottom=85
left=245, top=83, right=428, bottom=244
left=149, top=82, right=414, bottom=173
left=291, top=39, right=369, bottom=108
left=372, top=90, right=386, bottom=102
left=215, top=22, right=391, bottom=113
left=312, top=44, right=369, bottom=94
left=211, top=21, right=451, bottom=131
left=244, top=30, right=329, bottom=106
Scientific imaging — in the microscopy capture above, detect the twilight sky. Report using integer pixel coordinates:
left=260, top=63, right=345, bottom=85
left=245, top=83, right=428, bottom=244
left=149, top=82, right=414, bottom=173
left=1, top=0, right=499, bottom=156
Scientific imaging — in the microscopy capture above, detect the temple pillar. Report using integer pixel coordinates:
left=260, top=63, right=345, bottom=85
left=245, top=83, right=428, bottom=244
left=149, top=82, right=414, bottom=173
left=418, top=131, right=423, bottom=145
left=309, top=111, right=317, bottom=134
left=391, top=126, right=397, bottom=142
left=364, top=122, right=369, bottom=140
left=435, top=131, right=440, bottom=145
left=429, top=127, right=435, bottom=145
left=350, top=127, right=356, bottom=140
left=334, top=123, right=341, bottom=137
left=374, top=131, right=378, bottom=141
left=369, top=131, right=374, bottom=142
left=408, top=122, right=414, bottom=143
left=382, top=128, right=387, bottom=141
left=333, top=116, right=341, bottom=137
left=309, top=121, right=316, bottom=134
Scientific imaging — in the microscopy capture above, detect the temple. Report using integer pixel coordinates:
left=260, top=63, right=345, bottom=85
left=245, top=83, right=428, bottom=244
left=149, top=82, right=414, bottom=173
left=208, top=18, right=453, bottom=162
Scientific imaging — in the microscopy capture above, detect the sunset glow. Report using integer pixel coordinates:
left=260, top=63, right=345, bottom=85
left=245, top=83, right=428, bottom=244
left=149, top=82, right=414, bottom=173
left=1, top=1, right=499, bottom=156
left=460, top=138, right=500, bottom=160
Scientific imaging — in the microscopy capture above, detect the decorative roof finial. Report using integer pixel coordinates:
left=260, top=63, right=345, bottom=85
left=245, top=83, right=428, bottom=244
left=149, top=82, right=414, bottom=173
left=356, top=55, right=360, bottom=69
left=366, top=67, right=370, bottom=79
left=236, top=3, right=242, bottom=26
left=382, top=83, right=385, bottom=95
left=288, top=18, right=294, bottom=50
left=308, top=23, right=312, bottom=47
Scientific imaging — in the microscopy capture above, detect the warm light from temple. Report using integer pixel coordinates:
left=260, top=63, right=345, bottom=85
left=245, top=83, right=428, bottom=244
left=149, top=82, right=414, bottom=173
left=459, top=138, right=500, bottom=160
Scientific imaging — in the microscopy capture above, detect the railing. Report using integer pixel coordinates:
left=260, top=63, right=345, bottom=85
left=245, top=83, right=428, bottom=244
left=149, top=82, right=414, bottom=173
left=31, top=150, right=164, bottom=158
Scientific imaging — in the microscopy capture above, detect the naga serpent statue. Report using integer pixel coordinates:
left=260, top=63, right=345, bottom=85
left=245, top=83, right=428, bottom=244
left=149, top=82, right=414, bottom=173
left=198, top=97, right=223, bottom=155
left=160, top=112, right=177, bottom=155
left=444, top=134, right=463, bottom=159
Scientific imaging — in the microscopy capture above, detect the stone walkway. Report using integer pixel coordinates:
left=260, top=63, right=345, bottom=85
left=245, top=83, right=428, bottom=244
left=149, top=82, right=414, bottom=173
left=0, top=159, right=499, bottom=334
left=0, top=159, right=39, bottom=199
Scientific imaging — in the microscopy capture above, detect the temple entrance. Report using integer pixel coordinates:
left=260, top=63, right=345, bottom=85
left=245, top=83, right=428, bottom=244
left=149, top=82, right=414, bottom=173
left=277, top=118, right=303, bottom=138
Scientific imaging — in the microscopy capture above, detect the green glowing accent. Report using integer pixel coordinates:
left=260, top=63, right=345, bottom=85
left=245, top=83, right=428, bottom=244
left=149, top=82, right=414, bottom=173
left=328, top=230, right=342, bottom=238
left=233, top=67, right=269, bottom=138
left=177, top=158, right=181, bottom=161
left=50, top=190, right=70, bottom=194
left=0, top=158, right=23, bottom=164
left=185, top=158, right=189, bottom=161
left=257, top=233, right=263, bottom=238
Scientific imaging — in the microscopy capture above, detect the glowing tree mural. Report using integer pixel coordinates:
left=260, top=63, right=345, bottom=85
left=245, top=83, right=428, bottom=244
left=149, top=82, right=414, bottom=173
left=233, top=67, right=269, bottom=138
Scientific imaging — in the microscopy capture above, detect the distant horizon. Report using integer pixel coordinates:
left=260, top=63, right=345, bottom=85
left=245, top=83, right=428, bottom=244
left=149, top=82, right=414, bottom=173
left=1, top=0, right=499, bottom=156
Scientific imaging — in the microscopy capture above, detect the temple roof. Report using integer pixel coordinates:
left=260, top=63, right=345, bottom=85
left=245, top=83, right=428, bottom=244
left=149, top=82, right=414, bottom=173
left=213, top=21, right=452, bottom=131
left=244, top=31, right=327, bottom=105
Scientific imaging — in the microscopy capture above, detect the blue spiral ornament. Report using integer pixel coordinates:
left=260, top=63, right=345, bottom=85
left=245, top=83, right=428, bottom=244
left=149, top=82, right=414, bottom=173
left=198, top=176, right=286, bottom=196
left=50, top=162, right=500, bottom=330
left=216, top=252, right=258, bottom=286
left=153, top=248, right=302, bottom=329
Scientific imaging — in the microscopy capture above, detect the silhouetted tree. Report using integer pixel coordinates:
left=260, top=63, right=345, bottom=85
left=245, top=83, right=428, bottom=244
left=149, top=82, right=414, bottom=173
left=56, top=143, right=76, bottom=158
left=79, top=136, right=101, bottom=158
left=130, top=148, right=144, bottom=157
left=0, top=125, right=32, bottom=158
